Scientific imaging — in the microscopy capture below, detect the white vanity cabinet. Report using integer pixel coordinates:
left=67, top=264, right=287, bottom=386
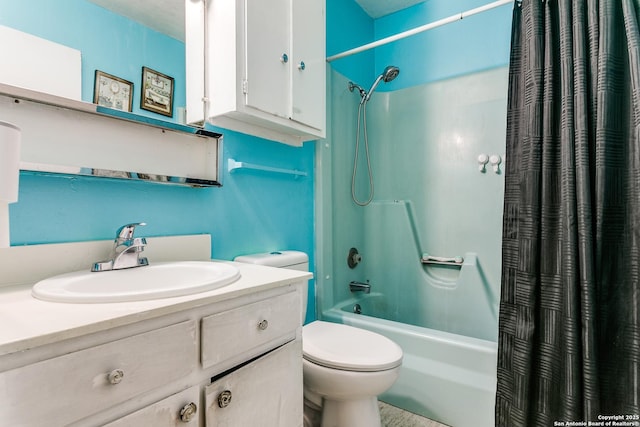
left=185, top=0, right=326, bottom=146
left=0, top=286, right=303, bottom=427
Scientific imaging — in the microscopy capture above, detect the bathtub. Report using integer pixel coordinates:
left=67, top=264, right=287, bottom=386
left=322, top=293, right=497, bottom=427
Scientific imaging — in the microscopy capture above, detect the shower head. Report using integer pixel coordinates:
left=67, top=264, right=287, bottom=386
left=381, top=65, right=400, bottom=82
left=363, top=66, right=400, bottom=103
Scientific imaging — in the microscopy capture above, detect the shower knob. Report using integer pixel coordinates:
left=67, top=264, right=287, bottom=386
left=348, top=247, right=362, bottom=269
left=477, top=154, right=489, bottom=172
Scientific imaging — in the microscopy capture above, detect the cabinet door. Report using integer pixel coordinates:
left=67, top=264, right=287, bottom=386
left=205, top=340, right=303, bottom=427
left=291, top=0, right=325, bottom=131
left=245, top=0, right=291, bottom=119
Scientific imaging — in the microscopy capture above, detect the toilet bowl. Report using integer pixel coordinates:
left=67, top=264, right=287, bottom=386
left=233, top=251, right=403, bottom=427
left=302, top=320, right=402, bottom=427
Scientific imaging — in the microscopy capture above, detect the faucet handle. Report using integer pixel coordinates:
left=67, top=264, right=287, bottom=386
left=116, top=222, right=146, bottom=241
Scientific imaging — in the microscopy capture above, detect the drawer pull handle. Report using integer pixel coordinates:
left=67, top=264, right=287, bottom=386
left=258, top=319, right=269, bottom=330
left=107, top=369, right=124, bottom=385
left=218, top=390, right=232, bottom=408
left=179, top=402, right=197, bottom=422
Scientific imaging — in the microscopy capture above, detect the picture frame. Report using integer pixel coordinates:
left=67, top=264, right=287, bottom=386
left=140, top=66, right=174, bottom=117
left=93, top=70, right=133, bottom=112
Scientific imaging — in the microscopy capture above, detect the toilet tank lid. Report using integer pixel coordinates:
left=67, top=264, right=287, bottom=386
left=234, top=251, right=308, bottom=268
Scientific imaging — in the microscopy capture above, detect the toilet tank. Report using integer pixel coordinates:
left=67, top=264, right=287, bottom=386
left=234, top=251, right=309, bottom=271
left=234, top=251, right=309, bottom=324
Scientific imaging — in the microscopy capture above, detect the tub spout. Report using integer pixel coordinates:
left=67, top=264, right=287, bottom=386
left=349, top=281, right=371, bottom=293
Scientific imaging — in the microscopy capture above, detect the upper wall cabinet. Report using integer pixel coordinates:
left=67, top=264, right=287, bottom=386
left=186, top=0, right=326, bottom=146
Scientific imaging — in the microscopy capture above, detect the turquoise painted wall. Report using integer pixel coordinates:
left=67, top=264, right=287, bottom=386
left=325, top=0, right=375, bottom=91
left=327, top=0, right=513, bottom=90
left=374, top=0, right=513, bottom=89
left=1, top=0, right=316, bottom=323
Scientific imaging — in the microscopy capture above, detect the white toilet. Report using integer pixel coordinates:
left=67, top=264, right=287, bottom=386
left=234, top=251, right=403, bottom=427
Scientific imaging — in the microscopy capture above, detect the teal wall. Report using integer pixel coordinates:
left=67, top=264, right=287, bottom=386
left=327, top=0, right=512, bottom=90
left=374, top=0, right=512, bottom=88
left=326, top=0, right=374, bottom=89
left=1, top=0, right=316, bottom=323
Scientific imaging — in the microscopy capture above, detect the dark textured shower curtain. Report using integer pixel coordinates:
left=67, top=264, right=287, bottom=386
left=496, top=0, right=640, bottom=425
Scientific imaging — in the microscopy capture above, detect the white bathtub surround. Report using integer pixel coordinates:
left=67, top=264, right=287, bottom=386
left=0, top=121, right=20, bottom=248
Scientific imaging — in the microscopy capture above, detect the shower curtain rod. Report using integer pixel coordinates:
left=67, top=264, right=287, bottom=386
left=326, top=0, right=515, bottom=62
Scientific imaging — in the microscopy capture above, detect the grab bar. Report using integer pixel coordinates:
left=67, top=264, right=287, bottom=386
left=420, top=253, right=464, bottom=267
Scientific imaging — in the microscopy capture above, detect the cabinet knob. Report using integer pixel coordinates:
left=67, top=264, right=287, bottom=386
left=179, top=402, right=197, bottom=422
left=280, top=53, right=289, bottom=63
left=257, top=319, right=269, bottom=330
left=298, top=61, right=306, bottom=71
left=218, top=390, right=233, bottom=408
left=107, top=369, right=124, bottom=385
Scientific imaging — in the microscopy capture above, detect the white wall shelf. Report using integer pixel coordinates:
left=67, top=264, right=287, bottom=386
left=0, top=83, right=222, bottom=187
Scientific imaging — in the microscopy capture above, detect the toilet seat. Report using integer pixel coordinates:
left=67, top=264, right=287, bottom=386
left=302, top=321, right=403, bottom=372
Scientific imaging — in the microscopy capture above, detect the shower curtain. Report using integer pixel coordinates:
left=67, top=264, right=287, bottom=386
left=496, top=0, right=640, bottom=425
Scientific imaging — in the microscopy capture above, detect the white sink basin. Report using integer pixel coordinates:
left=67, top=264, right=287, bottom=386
left=32, top=261, right=241, bottom=303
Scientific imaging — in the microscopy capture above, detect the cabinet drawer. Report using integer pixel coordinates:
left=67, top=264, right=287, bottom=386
left=204, top=340, right=303, bottom=427
left=201, top=291, right=299, bottom=369
left=104, top=386, right=200, bottom=427
left=0, top=320, right=197, bottom=427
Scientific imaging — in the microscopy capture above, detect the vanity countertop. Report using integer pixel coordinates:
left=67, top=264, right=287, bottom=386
left=0, top=261, right=311, bottom=358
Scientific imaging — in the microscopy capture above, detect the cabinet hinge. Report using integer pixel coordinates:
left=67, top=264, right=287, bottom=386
left=242, top=79, right=248, bottom=94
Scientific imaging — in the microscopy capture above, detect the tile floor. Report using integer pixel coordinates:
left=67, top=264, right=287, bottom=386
left=379, top=402, right=450, bottom=427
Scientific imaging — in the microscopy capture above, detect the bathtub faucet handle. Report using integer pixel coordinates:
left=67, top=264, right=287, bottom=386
left=348, top=247, right=362, bottom=269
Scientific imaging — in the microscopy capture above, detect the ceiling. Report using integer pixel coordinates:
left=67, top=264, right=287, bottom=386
left=354, top=0, right=426, bottom=18
left=86, top=0, right=427, bottom=42
left=87, top=0, right=185, bottom=41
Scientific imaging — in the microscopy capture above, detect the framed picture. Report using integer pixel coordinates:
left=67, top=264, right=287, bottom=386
left=93, top=70, right=133, bottom=112
left=140, top=66, right=174, bottom=117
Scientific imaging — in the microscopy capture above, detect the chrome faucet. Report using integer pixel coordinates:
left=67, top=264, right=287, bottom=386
left=349, top=281, right=371, bottom=294
left=92, top=223, right=149, bottom=272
